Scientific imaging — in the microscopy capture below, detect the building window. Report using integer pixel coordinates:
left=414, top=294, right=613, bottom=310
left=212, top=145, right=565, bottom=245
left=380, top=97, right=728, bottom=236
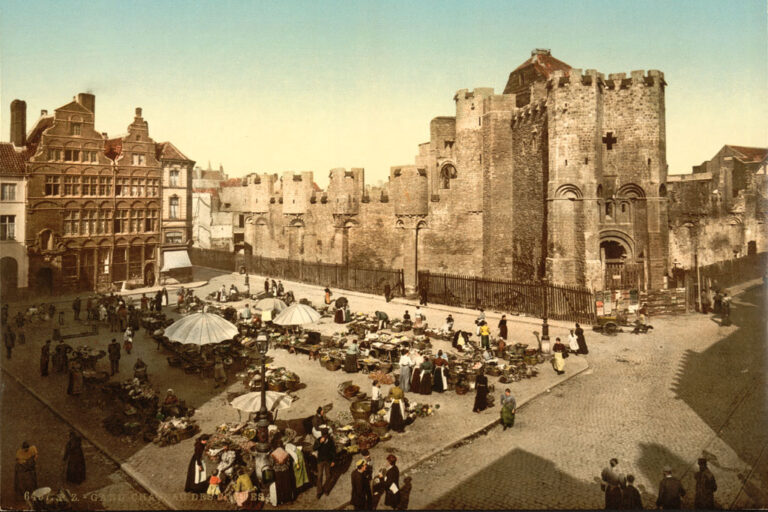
left=81, top=210, right=97, bottom=235
left=132, top=153, right=146, bottom=166
left=130, top=178, right=144, bottom=197
left=71, top=123, right=81, bottom=135
left=238, top=214, right=245, bottom=228
left=147, top=178, right=159, bottom=197
left=169, top=170, right=179, bottom=187
left=64, top=149, right=80, bottom=162
left=64, top=176, right=80, bottom=196
left=47, top=148, right=62, bottom=161
left=62, top=254, right=78, bottom=278
left=169, top=196, right=179, bottom=219
left=114, top=210, right=128, bottom=233
left=1, top=184, right=16, bottom=201
left=115, top=178, right=129, bottom=196
left=99, top=247, right=110, bottom=275
left=145, top=209, right=158, bottom=232
left=165, top=231, right=183, bottom=244
left=99, top=177, right=112, bottom=196
left=45, top=176, right=60, bottom=196
left=82, top=176, right=97, bottom=195
left=0, top=215, right=15, bottom=240
left=64, top=211, right=79, bottom=235
left=98, top=210, right=111, bottom=234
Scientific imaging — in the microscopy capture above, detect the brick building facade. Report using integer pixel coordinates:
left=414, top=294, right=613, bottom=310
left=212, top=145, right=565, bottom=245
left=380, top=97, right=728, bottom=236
left=194, top=50, right=670, bottom=293
left=18, top=93, right=191, bottom=293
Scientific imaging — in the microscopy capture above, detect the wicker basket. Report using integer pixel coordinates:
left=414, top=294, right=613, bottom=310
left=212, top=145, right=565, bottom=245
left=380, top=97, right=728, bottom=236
left=350, top=400, right=372, bottom=421
left=285, top=379, right=301, bottom=392
left=326, top=361, right=342, bottom=371
left=268, top=381, right=286, bottom=392
left=455, top=385, right=469, bottom=395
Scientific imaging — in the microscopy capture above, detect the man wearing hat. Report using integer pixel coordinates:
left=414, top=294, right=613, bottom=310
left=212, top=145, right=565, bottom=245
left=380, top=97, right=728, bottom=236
left=350, top=458, right=372, bottom=510
left=656, top=465, right=686, bottom=509
left=601, top=458, right=624, bottom=510
left=313, top=428, right=336, bottom=498
left=694, top=458, right=717, bottom=509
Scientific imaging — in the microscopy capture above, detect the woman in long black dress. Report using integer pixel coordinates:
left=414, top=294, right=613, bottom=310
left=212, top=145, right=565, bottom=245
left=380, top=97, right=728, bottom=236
left=472, top=369, right=489, bottom=413
left=63, top=431, right=86, bottom=484
left=498, top=315, right=508, bottom=341
left=574, top=323, right=589, bottom=355
left=384, top=454, right=400, bottom=509
left=432, top=351, right=448, bottom=393
left=185, top=434, right=209, bottom=493
left=271, top=444, right=296, bottom=505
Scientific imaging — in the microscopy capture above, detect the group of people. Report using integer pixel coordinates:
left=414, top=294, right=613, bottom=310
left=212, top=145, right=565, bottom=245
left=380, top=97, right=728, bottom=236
left=13, top=432, right=86, bottom=501
left=601, top=457, right=717, bottom=510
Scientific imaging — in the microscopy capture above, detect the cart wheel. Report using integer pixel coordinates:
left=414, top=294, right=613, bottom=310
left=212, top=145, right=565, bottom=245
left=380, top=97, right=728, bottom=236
left=604, top=322, right=618, bottom=336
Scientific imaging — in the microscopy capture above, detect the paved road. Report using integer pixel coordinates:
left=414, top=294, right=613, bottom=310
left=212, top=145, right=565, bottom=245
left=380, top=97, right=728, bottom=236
left=403, top=285, right=768, bottom=510
left=1, top=372, right=163, bottom=511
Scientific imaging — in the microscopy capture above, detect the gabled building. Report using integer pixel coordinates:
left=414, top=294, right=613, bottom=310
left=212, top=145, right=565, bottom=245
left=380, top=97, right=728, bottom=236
left=0, top=120, right=30, bottom=296
left=157, top=142, right=195, bottom=282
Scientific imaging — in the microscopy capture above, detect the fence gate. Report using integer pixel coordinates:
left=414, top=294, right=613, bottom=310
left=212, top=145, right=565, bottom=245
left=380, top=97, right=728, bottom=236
left=604, top=262, right=645, bottom=291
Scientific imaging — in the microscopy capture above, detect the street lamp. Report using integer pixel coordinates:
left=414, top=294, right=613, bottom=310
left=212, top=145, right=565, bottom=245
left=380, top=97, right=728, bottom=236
left=540, top=277, right=550, bottom=353
left=254, top=328, right=270, bottom=454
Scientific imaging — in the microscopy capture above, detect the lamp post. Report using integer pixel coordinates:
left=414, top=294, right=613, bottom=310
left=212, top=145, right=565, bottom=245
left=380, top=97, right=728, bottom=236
left=255, top=328, right=270, bottom=454
left=540, top=277, right=550, bottom=353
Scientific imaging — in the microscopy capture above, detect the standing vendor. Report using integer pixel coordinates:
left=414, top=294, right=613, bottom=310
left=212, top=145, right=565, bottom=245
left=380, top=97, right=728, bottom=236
left=344, top=339, right=360, bottom=373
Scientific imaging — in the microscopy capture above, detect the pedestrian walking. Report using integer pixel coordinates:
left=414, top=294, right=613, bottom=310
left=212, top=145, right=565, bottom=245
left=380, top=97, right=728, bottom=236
left=14, top=441, right=38, bottom=498
left=498, top=315, right=508, bottom=341
left=324, top=286, right=332, bottom=305
left=108, top=338, right=121, bottom=375
left=384, top=454, right=400, bottom=509
left=384, top=283, right=392, bottom=303
left=694, top=458, right=717, bottom=509
left=568, top=329, right=579, bottom=354
left=621, top=474, right=643, bottom=510
left=72, top=296, right=81, bottom=321
left=185, top=434, right=209, bottom=493
left=419, top=286, right=428, bottom=306
left=656, top=466, right=685, bottom=509
left=351, top=459, right=372, bottom=510
left=552, top=337, right=566, bottom=375
left=500, top=388, right=516, bottom=430
left=601, top=458, right=624, bottom=510
left=4, top=326, right=15, bottom=359
left=265, top=278, right=271, bottom=295
left=472, top=368, right=489, bottom=412
left=123, top=327, right=133, bottom=354
left=63, top=431, right=86, bottom=484
left=398, top=350, right=413, bottom=392
left=313, top=429, right=336, bottom=498
left=574, top=322, right=589, bottom=354
left=40, top=339, right=51, bottom=377
left=67, top=361, right=84, bottom=395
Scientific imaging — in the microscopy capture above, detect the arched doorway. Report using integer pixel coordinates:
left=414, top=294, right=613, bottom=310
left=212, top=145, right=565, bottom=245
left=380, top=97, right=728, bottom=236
left=144, top=263, right=155, bottom=287
left=1, top=257, right=18, bottom=298
left=35, top=267, right=53, bottom=294
left=600, top=237, right=644, bottom=290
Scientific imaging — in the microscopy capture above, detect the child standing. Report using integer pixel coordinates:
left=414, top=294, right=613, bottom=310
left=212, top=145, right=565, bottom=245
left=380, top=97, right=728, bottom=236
left=207, top=469, right=222, bottom=498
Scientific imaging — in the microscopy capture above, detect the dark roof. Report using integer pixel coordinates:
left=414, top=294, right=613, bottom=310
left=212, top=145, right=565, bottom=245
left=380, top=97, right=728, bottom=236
left=104, top=137, right=123, bottom=161
left=726, top=145, right=768, bottom=164
left=0, top=143, right=27, bottom=175
left=26, top=116, right=54, bottom=146
left=200, top=170, right=226, bottom=181
left=156, top=141, right=193, bottom=162
left=513, top=51, right=571, bottom=78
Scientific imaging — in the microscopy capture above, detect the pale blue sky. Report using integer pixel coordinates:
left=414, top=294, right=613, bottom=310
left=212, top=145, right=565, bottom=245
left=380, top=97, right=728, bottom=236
left=1, top=0, right=766, bottom=186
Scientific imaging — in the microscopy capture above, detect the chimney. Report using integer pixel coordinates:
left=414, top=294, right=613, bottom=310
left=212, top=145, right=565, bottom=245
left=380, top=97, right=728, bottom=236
left=135, top=107, right=142, bottom=118
left=40, top=109, right=48, bottom=116
left=77, top=92, right=95, bottom=114
left=10, top=99, right=26, bottom=147
left=101, top=132, right=108, bottom=139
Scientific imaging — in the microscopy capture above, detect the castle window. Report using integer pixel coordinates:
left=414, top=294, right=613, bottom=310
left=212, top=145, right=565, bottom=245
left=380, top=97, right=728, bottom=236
left=238, top=214, right=245, bottom=228
left=605, top=202, right=613, bottom=218
left=440, top=164, right=456, bottom=189
left=585, top=157, right=589, bottom=164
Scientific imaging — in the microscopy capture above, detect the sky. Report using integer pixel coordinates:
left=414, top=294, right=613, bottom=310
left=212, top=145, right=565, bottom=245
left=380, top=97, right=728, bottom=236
left=1, top=0, right=766, bottom=188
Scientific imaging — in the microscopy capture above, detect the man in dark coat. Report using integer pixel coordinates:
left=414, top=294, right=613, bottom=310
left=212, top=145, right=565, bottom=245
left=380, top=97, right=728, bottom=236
left=40, top=339, right=51, bottom=377
left=574, top=322, right=589, bottom=354
left=694, top=458, right=717, bottom=509
left=108, top=338, right=121, bottom=376
left=621, top=474, right=643, bottom=509
left=72, top=297, right=81, bottom=321
left=601, top=458, right=624, bottom=510
left=313, top=429, right=336, bottom=498
left=384, top=454, right=400, bottom=509
left=656, top=466, right=685, bottom=509
left=351, top=459, right=372, bottom=510
left=472, top=369, right=489, bottom=413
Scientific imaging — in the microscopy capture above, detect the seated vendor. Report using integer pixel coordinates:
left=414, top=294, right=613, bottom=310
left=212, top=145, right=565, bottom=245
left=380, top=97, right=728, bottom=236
left=133, top=358, right=148, bottom=382
left=402, top=310, right=412, bottom=327
left=240, top=303, right=252, bottom=321
left=230, top=284, right=239, bottom=297
left=162, top=388, right=181, bottom=417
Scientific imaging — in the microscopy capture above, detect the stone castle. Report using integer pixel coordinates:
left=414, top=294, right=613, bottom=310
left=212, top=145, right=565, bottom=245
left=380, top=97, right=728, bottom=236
left=196, top=50, right=670, bottom=294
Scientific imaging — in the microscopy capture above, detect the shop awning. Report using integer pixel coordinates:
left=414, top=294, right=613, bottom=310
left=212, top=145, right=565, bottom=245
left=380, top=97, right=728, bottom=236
left=161, top=250, right=192, bottom=272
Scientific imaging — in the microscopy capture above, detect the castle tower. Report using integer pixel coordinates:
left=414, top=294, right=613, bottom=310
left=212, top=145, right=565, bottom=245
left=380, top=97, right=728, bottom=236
left=391, top=165, right=429, bottom=294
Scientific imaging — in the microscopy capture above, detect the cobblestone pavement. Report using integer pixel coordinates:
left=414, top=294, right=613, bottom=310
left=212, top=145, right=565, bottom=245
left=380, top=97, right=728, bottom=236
left=1, top=372, right=163, bottom=511
left=401, top=284, right=768, bottom=510
left=3, top=271, right=765, bottom=510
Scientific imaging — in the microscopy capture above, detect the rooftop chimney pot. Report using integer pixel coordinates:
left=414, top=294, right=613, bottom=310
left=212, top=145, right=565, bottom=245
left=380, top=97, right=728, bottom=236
left=10, top=99, right=26, bottom=147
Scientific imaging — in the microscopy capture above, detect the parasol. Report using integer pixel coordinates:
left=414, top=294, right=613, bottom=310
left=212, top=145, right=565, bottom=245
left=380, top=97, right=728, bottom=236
left=230, top=390, right=293, bottom=412
left=273, top=303, right=321, bottom=326
left=254, top=298, right=288, bottom=313
left=163, top=312, right=238, bottom=346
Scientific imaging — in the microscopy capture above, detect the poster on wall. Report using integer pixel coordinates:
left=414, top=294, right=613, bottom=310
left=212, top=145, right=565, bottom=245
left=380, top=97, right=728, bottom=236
left=628, top=289, right=639, bottom=312
left=603, top=290, right=613, bottom=315
left=595, top=291, right=604, bottom=316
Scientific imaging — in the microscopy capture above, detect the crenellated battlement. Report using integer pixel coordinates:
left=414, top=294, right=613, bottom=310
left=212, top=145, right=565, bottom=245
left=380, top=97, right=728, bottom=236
left=547, top=68, right=606, bottom=89
left=604, top=69, right=666, bottom=89
left=510, top=99, right=547, bottom=127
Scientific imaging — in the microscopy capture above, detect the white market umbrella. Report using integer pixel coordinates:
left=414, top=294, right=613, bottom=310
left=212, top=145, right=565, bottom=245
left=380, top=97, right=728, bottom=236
left=273, top=303, right=321, bottom=326
left=254, top=298, right=288, bottom=313
left=230, top=391, right=293, bottom=413
left=164, top=312, right=239, bottom=346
